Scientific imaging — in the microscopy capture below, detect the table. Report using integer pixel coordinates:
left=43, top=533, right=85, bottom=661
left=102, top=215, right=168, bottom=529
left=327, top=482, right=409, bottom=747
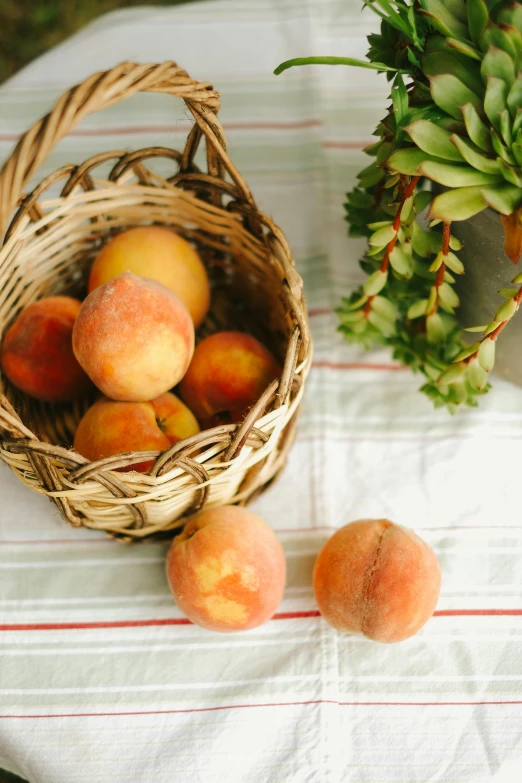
left=2, top=1, right=522, bottom=781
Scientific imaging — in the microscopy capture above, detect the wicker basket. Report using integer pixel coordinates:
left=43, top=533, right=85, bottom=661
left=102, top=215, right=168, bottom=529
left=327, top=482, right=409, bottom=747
left=0, top=61, right=311, bottom=540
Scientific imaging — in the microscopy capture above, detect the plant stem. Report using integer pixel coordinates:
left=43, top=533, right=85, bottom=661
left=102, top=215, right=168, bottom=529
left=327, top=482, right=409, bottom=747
left=483, top=286, right=522, bottom=342
left=428, top=222, right=451, bottom=315
left=460, top=246, right=522, bottom=366
left=363, top=175, right=420, bottom=316
left=442, top=222, right=450, bottom=256
left=274, top=56, right=398, bottom=75
left=380, top=175, right=419, bottom=273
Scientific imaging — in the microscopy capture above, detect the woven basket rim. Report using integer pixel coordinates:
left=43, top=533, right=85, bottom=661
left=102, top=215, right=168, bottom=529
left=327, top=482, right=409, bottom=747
left=0, top=61, right=312, bottom=539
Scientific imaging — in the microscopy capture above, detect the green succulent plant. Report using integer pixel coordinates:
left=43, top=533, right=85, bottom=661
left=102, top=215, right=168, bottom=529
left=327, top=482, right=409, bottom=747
left=276, top=0, right=522, bottom=411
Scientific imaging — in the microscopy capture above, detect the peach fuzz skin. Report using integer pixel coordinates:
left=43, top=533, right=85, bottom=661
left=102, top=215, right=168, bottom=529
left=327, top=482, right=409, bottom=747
left=88, top=226, right=211, bottom=328
left=166, top=506, right=286, bottom=632
left=74, top=392, right=200, bottom=473
left=179, top=331, right=281, bottom=428
left=72, top=272, right=194, bottom=402
left=313, top=519, right=441, bottom=643
left=1, top=296, right=91, bottom=403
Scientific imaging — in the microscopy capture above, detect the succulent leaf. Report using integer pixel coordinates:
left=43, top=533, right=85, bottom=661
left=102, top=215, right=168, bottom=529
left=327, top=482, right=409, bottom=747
left=438, top=362, right=467, bottom=383
left=420, top=0, right=470, bottom=38
left=498, top=3, right=522, bottom=33
left=481, top=21, right=518, bottom=56
left=481, top=45, right=516, bottom=87
left=414, top=189, right=433, bottom=213
left=468, top=357, right=489, bottom=390
left=358, top=162, right=386, bottom=188
left=364, top=269, right=388, bottom=295
left=439, top=281, right=460, bottom=308
left=401, top=195, right=415, bottom=221
left=412, top=220, right=435, bottom=254
left=429, top=74, right=483, bottom=119
left=484, top=76, right=509, bottom=131
left=449, top=134, right=502, bottom=173
left=495, top=296, right=517, bottom=320
left=502, top=24, right=522, bottom=54
left=461, top=102, right=493, bottom=151
left=390, top=244, right=414, bottom=277
left=491, top=128, right=517, bottom=163
left=429, top=185, right=487, bottom=220
left=408, top=299, right=429, bottom=318
left=453, top=342, right=481, bottom=361
left=513, top=140, right=522, bottom=168
left=418, top=160, right=503, bottom=186
left=423, top=50, right=485, bottom=94
left=368, top=310, right=397, bottom=336
left=500, top=109, right=513, bottom=147
left=513, top=108, right=522, bottom=135
left=426, top=311, right=448, bottom=342
left=391, top=73, right=409, bottom=134
left=445, top=251, right=465, bottom=273
left=481, top=182, right=522, bottom=214
left=372, top=295, right=398, bottom=320
left=387, top=147, right=439, bottom=174
left=467, top=0, right=489, bottom=46
left=369, top=224, right=398, bottom=246
left=444, top=0, right=467, bottom=23
left=446, top=37, right=483, bottom=59
left=507, top=73, right=522, bottom=116
left=498, top=158, right=522, bottom=187
left=405, top=120, right=464, bottom=160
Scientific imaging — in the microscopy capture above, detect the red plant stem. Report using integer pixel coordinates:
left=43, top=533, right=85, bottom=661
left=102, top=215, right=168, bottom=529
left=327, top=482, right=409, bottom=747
left=363, top=175, right=420, bottom=316
left=442, top=221, right=451, bottom=255
left=482, top=285, right=522, bottom=343
left=463, top=228, right=522, bottom=362
left=435, top=261, right=446, bottom=288
left=429, top=222, right=451, bottom=315
left=379, top=176, right=420, bottom=274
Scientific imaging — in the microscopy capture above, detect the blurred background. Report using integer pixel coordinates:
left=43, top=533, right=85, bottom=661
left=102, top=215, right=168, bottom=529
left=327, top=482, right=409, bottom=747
left=0, top=0, right=197, bottom=83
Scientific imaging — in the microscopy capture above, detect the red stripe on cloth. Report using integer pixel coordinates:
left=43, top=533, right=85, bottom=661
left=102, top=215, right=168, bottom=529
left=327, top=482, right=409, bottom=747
left=272, top=611, right=319, bottom=620
left=308, top=307, right=332, bottom=317
left=1, top=698, right=521, bottom=720
left=312, top=360, right=405, bottom=371
left=0, top=610, right=321, bottom=632
left=434, top=609, right=522, bottom=617
left=0, top=119, right=322, bottom=144
left=1, top=609, right=522, bottom=632
left=323, top=141, right=368, bottom=149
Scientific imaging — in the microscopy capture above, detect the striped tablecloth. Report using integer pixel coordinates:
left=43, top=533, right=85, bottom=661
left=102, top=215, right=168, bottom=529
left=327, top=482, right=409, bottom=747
left=2, top=1, right=522, bottom=781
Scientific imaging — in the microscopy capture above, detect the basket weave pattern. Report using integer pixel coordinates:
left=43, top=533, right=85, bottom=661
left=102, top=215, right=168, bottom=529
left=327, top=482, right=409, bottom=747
left=0, top=62, right=311, bottom=540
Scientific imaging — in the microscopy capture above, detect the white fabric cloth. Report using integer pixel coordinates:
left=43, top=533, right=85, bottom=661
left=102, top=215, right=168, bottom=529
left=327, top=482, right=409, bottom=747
left=1, top=1, right=522, bottom=781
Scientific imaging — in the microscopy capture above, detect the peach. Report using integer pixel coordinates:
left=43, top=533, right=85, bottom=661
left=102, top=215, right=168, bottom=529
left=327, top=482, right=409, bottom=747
left=88, top=226, right=210, bottom=327
left=179, top=331, right=281, bottom=428
left=74, top=392, right=200, bottom=472
left=72, top=272, right=194, bottom=401
left=1, top=296, right=91, bottom=403
left=313, top=519, right=441, bottom=643
left=166, top=505, right=286, bottom=632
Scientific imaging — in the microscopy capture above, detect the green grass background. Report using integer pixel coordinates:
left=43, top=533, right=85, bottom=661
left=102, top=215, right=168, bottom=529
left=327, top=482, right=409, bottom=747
left=0, top=0, right=196, bottom=83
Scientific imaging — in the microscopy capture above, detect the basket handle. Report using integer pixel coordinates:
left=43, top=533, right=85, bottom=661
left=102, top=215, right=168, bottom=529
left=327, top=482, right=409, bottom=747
left=0, top=61, right=255, bottom=236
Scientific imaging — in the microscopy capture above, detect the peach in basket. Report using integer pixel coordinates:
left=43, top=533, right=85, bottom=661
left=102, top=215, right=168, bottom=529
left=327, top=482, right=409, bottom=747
left=0, top=61, right=311, bottom=540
